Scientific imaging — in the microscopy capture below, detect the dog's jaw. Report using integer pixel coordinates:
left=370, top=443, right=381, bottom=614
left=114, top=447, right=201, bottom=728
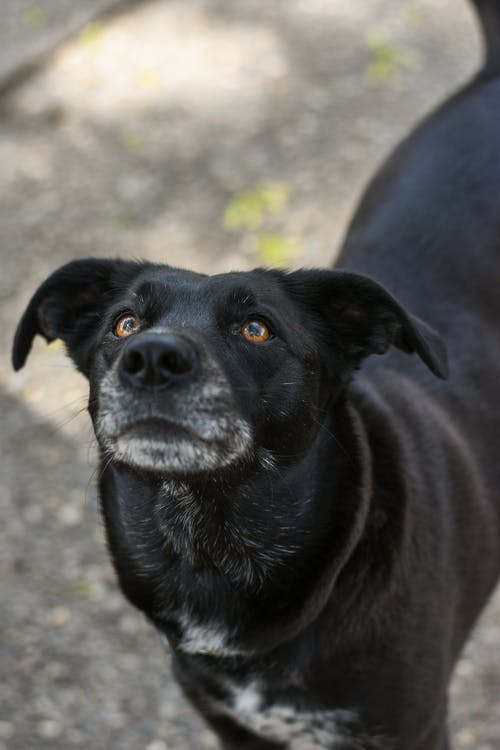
left=109, top=420, right=252, bottom=473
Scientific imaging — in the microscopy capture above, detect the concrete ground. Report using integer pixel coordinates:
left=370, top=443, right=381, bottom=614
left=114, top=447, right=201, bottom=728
left=1, top=0, right=499, bottom=748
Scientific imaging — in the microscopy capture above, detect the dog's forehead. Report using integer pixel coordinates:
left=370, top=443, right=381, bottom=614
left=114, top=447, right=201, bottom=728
left=130, top=266, right=291, bottom=311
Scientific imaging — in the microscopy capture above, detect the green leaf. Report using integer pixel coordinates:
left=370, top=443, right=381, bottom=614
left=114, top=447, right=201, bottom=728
left=78, top=21, right=104, bottom=48
left=257, top=234, right=302, bottom=267
left=120, top=131, right=144, bottom=154
left=259, top=181, right=291, bottom=215
left=23, top=4, right=48, bottom=28
left=72, top=580, right=92, bottom=597
left=47, top=338, right=64, bottom=351
left=366, top=31, right=420, bottom=83
left=223, top=182, right=291, bottom=232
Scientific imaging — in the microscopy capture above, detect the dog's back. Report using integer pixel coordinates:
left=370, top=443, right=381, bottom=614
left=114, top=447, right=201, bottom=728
left=338, top=0, right=500, bottom=662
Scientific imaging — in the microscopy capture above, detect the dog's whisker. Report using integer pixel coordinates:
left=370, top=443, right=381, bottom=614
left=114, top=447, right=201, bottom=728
left=50, top=405, right=90, bottom=434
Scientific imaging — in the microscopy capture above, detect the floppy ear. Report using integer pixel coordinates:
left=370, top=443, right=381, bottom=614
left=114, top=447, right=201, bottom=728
left=277, top=269, right=448, bottom=379
left=12, top=258, right=142, bottom=375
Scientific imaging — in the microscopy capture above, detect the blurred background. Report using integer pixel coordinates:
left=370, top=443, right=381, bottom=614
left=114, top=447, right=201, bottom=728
left=1, top=0, right=499, bottom=748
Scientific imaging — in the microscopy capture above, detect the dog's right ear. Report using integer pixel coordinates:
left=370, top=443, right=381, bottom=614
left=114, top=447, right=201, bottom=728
left=12, top=258, right=142, bottom=375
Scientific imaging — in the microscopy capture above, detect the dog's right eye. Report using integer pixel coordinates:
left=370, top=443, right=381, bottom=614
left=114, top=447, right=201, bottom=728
left=241, top=320, right=271, bottom=343
left=114, top=313, right=140, bottom=338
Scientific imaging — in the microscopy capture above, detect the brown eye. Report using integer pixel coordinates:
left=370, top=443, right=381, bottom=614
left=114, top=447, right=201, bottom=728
left=241, top=320, right=271, bottom=343
left=114, top=313, right=140, bottom=338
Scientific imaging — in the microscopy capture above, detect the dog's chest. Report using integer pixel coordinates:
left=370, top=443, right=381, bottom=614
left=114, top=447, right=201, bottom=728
left=177, top=615, right=244, bottom=658
left=212, top=679, right=361, bottom=749
left=161, top=623, right=379, bottom=749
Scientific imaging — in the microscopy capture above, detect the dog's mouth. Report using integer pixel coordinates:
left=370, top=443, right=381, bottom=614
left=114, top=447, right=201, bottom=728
left=118, top=418, right=206, bottom=445
left=109, top=414, right=251, bottom=473
left=98, top=404, right=253, bottom=474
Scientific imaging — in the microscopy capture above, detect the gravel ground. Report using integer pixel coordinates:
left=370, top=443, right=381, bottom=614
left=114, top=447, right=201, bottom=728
left=1, top=1, right=499, bottom=748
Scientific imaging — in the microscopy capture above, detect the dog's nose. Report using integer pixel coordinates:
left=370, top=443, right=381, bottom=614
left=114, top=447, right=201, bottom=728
left=119, top=334, right=197, bottom=390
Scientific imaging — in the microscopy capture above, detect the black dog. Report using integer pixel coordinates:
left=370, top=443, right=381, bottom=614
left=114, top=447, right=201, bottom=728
left=12, top=1, right=500, bottom=748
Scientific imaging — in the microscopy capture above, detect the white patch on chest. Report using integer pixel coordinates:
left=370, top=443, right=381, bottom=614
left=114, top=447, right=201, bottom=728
left=178, top=615, right=247, bottom=658
left=221, top=680, right=360, bottom=749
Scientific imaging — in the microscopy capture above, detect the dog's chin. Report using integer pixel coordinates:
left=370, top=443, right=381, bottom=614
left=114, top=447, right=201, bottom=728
left=102, top=418, right=253, bottom=474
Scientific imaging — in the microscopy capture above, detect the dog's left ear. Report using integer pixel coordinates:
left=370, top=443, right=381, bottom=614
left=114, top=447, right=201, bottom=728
left=277, top=269, right=448, bottom=379
left=12, top=258, right=142, bottom=376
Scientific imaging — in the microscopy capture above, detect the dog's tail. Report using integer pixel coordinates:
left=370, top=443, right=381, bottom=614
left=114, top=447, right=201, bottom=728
left=471, top=0, right=500, bottom=75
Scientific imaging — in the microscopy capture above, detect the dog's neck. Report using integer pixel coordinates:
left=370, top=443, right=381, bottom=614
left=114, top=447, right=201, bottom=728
left=98, top=392, right=406, bottom=658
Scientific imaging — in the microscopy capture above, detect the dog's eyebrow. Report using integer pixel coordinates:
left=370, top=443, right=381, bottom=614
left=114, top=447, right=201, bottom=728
left=134, top=280, right=163, bottom=300
left=228, top=288, right=256, bottom=308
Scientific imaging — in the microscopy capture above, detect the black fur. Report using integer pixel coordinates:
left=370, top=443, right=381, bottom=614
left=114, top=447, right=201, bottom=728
left=12, top=2, right=500, bottom=748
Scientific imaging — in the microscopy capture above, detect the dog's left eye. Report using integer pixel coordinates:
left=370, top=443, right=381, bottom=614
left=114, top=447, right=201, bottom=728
left=114, top=313, right=140, bottom=338
left=241, top=320, right=271, bottom=343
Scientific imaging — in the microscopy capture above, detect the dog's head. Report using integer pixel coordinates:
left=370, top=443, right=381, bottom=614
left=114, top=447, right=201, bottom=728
left=13, top=258, right=447, bottom=478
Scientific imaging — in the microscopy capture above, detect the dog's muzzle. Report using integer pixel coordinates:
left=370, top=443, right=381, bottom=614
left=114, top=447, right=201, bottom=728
left=95, top=330, right=253, bottom=473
